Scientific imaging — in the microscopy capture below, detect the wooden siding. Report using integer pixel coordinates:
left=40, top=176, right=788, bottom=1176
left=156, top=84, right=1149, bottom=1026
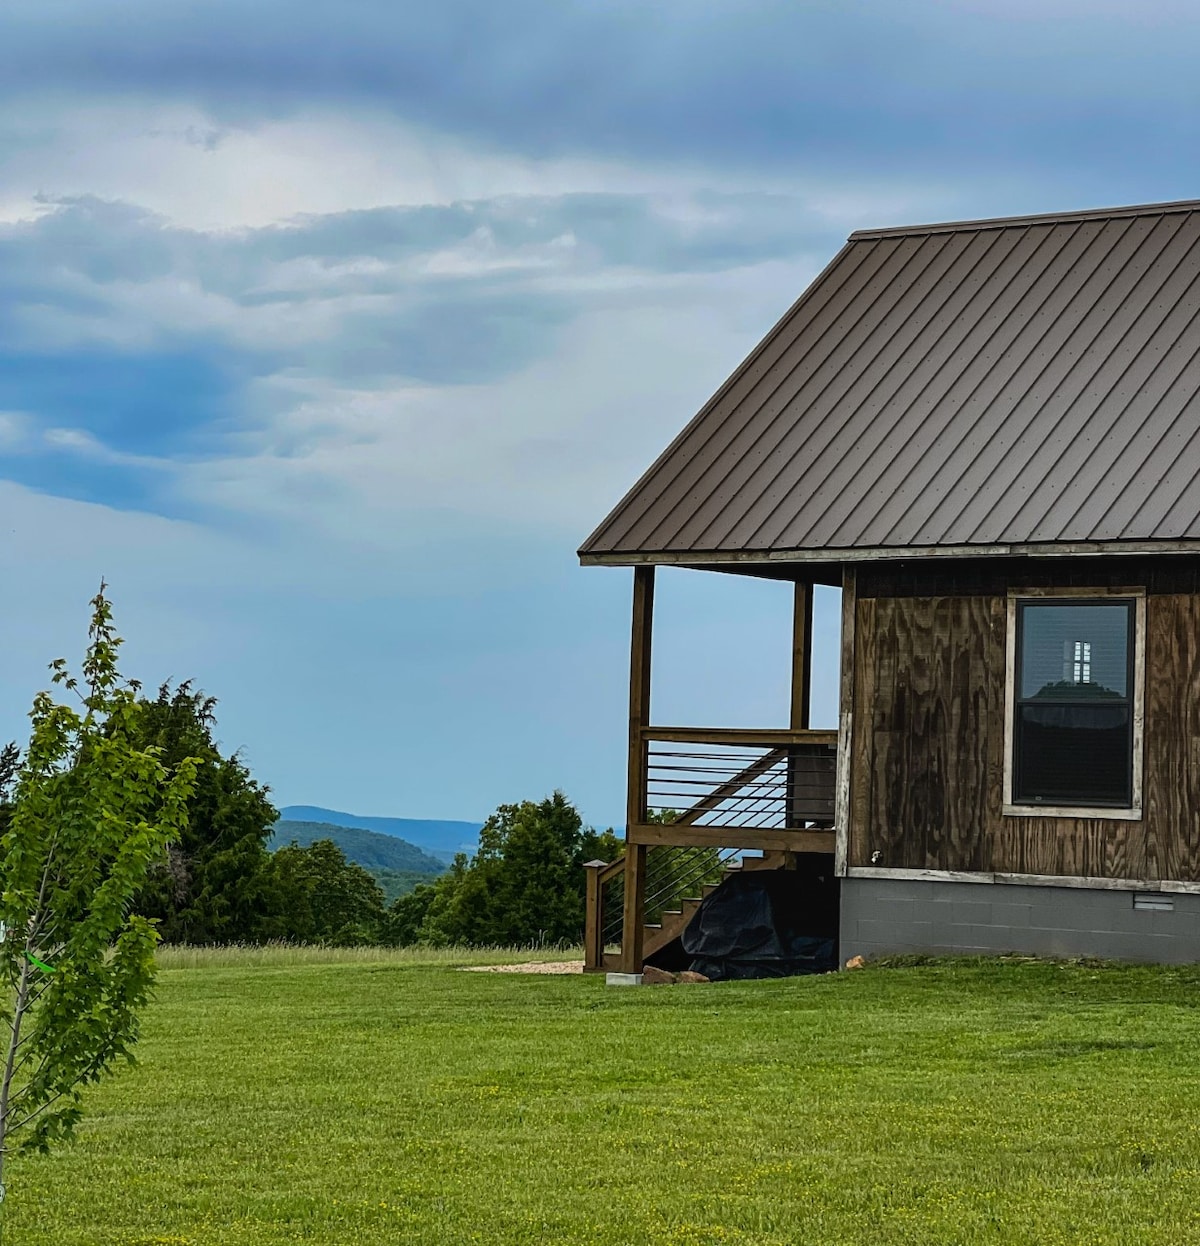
left=849, top=560, right=1200, bottom=882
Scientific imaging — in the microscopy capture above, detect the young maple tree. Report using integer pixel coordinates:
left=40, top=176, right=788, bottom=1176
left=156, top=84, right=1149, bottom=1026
left=0, top=585, right=197, bottom=1205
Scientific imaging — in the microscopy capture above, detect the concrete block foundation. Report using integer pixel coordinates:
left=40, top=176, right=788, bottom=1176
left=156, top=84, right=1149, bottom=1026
left=840, top=877, right=1200, bottom=965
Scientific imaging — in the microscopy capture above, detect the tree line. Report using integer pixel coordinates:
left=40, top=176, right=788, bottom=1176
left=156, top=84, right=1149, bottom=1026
left=1, top=680, right=621, bottom=948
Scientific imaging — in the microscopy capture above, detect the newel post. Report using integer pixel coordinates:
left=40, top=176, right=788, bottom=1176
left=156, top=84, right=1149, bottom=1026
left=583, top=860, right=606, bottom=972
left=621, top=565, right=654, bottom=973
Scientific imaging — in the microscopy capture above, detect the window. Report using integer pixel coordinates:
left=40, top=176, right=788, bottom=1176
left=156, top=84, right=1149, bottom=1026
left=1005, top=593, right=1143, bottom=817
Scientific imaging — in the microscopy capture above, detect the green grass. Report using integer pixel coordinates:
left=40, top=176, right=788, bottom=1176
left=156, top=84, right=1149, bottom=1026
left=153, top=941, right=579, bottom=970
left=8, top=953, right=1200, bottom=1244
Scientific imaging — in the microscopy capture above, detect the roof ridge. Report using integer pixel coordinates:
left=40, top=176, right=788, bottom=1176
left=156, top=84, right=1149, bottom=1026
left=850, top=198, right=1200, bottom=241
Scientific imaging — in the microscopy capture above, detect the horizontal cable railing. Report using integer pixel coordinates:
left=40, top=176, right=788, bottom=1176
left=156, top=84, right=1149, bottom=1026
left=643, top=728, right=837, bottom=832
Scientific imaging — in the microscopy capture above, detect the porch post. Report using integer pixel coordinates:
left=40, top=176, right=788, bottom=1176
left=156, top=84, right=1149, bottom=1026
left=621, top=565, right=654, bottom=973
left=790, top=581, right=813, bottom=730
left=834, top=567, right=857, bottom=876
left=787, top=581, right=814, bottom=829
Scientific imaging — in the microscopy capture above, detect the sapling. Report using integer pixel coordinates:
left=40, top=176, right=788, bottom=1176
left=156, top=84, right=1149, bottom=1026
left=0, top=586, right=197, bottom=1221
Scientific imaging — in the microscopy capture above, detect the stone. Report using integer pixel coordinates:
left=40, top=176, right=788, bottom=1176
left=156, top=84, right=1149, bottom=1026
left=641, top=965, right=677, bottom=985
left=845, top=955, right=866, bottom=970
left=676, top=971, right=711, bottom=984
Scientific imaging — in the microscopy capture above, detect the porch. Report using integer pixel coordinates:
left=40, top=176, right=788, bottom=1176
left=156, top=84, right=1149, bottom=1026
left=583, top=566, right=850, bottom=974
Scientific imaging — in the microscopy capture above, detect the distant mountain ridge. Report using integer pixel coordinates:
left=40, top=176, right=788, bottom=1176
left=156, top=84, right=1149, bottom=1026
left=278, top=805, right=483, bottom=862
left=269, top=820, right=447, bottom=874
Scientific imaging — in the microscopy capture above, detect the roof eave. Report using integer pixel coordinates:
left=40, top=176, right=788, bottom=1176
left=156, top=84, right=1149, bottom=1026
left=578, top=539, right=1200, bottom=569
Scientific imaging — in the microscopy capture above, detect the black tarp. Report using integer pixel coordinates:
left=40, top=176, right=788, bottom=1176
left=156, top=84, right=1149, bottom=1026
left=670, top=865, right=838, bottom=981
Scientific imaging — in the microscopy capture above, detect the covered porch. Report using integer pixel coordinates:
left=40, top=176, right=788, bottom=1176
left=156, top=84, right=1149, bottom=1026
left=584, top=565, right=852, bottom=974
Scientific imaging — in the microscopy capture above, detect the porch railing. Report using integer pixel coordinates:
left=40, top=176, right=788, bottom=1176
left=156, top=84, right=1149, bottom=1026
left=635, top=726, right=837, bottom=844
left=583, top=726, right=839, bottom=972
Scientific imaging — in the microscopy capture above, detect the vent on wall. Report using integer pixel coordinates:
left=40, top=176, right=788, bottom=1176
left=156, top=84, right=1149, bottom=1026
left=1133, top=893, right=1174, bottom=912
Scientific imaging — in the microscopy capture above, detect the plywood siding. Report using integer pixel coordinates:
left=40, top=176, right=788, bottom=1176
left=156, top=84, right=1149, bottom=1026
left=849, top=565, right=1200, bottom=881
left=850, top=594, right=1004, bottom=872
left=1144, top=594, right=1200, bottom=881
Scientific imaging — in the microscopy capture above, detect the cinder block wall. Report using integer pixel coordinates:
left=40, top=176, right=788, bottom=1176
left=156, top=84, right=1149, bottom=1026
left=841, top=877, right=1200, bottom=965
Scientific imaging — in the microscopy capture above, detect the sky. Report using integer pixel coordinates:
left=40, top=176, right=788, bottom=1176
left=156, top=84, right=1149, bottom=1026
left=0, top=0, right=1198, bottom=829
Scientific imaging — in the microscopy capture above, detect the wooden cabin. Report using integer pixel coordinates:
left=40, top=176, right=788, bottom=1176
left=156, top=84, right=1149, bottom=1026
left=579, top=198, right=1200, bottom=974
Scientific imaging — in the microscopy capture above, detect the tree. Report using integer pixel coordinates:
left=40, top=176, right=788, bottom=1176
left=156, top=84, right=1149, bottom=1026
left=0, top=744, right=19, bottom=841
left=0, top=586, right=197, bottom=1205
left=129, top=682, right=278, bottom=945
left=385, top=883, right=437, bottom=945
left=412, top=793, right=620, bottom=946
left=266, top=840, right=387, bottom=945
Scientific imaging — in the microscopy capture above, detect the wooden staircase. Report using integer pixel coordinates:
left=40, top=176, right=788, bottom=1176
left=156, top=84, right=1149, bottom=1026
left=588, top=850, right=791, bottom=972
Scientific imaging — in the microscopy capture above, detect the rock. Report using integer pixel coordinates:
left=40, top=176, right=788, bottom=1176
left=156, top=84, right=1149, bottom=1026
left=844, top=955, right=866, bottom=970
left=676, top=971, right=710, bottom=984
left=641, top=965, right=677, bottom=985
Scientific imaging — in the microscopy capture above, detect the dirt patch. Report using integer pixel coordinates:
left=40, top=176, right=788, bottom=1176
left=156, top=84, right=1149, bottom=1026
left=460, top=960, right=584, bottom=975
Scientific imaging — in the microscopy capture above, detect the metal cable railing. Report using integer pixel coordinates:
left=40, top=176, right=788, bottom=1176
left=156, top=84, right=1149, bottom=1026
left=600, top=871, right=625, bottom=949
left=645, top=740, right=836, bottom=830
left=644, top=844, right=738, bottom=925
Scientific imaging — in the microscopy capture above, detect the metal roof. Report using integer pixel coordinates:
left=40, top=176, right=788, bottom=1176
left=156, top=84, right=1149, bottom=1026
left=580, top=199, right=1200, bottom=566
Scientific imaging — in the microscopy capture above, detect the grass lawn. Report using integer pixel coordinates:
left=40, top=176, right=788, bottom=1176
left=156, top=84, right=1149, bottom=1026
left=8, top=950, right=1200, bottom=1245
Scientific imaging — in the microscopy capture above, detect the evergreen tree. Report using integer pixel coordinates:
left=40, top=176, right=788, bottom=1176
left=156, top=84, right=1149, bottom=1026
left=0, top=742, right=19, bottom=840
left=128, top=683, right=278, bottom=944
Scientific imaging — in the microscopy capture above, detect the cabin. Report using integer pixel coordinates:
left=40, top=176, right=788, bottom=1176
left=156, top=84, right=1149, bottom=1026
left=579, top=198, right=1200, bottom=976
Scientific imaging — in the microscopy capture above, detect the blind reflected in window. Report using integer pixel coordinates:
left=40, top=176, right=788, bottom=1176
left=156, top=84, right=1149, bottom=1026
left=1014, top=600, right=1134, bottom=806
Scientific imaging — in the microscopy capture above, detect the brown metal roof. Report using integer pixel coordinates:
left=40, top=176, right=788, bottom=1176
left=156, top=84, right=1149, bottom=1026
left=580, top=199, right=1200, bottom=566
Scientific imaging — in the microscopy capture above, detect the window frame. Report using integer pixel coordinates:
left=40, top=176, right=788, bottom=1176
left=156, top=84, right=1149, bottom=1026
left=1002, top=587, right=1146, bottom=821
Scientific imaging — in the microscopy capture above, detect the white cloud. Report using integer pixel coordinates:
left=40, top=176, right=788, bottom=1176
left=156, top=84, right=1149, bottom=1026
left=0, top=98, right=750, bottom=232
left=174, top=255, right=818, bottom=549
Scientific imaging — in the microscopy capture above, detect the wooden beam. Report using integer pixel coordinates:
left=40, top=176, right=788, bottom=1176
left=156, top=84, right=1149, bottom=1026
left=834, top=567, right=857, bottom=877
left=628, top=824, right=835, bottom=853
left=641, top=726, right=837, bottom=747
left=845, top=864, right=1200, bottom=895
left=790, top=582, right=814, bottom=730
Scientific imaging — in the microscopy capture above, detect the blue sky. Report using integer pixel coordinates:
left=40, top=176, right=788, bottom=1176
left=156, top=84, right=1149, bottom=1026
left=0, top=1, right=1197, bottom=828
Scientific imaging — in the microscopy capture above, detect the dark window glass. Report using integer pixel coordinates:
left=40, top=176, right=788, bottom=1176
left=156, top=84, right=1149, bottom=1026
left=1013, top=600, right=1134, bottom=807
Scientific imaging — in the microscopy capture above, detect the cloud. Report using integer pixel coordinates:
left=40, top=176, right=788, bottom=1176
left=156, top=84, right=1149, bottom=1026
left=0, top=1, right=1198, bottom=188
left=0, top=188, right=839, bottom=523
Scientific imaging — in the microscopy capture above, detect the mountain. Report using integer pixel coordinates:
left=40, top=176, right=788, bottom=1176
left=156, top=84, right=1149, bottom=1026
left=277, top=805, right=483, bottom=862
left=269, top=820, right=448, bottom=875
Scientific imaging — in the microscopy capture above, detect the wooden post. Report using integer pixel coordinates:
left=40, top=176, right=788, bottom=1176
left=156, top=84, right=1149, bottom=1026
left=834, top=567, right=857, bottom=876
left=786, top=582, right=814, bottom=829
left=621, top=566, right=654, bottom=973
left=790, top=582, right=814, bottom=731
left=583, top=860, right=606, bottom=972
left=621, top=844, right=647, bottom=973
